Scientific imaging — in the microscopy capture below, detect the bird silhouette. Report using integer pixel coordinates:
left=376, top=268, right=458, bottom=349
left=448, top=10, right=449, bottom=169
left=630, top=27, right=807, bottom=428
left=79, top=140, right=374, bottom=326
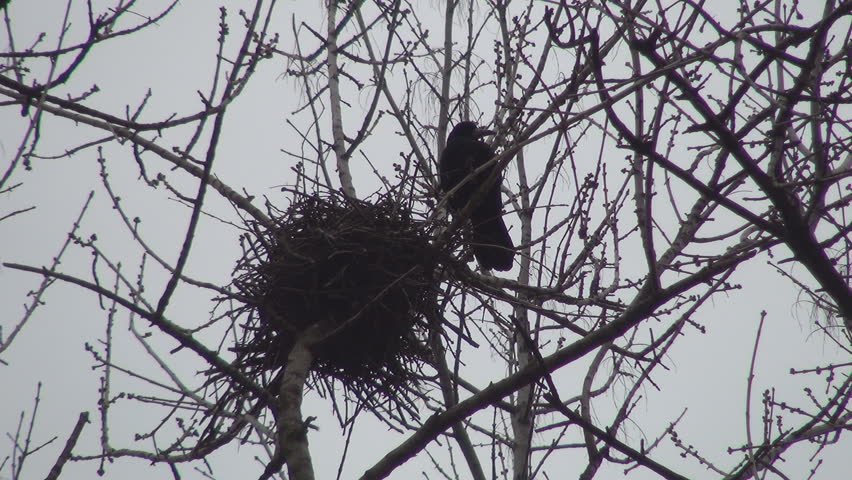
left=439, top=121, right=514, bottom=271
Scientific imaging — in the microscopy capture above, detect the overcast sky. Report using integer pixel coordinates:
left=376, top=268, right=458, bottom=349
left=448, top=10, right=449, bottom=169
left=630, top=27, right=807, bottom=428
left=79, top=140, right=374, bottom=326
left=2, top=1, right=850, bottom=479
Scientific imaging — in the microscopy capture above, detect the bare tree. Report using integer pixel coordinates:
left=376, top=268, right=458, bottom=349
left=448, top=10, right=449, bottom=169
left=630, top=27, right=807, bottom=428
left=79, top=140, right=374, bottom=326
left=2, top=1, right=850, bottom=480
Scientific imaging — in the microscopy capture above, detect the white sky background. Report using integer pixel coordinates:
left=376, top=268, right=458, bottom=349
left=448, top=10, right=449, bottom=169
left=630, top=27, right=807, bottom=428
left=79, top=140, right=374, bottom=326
left=1, top=1, right=850, bottom=479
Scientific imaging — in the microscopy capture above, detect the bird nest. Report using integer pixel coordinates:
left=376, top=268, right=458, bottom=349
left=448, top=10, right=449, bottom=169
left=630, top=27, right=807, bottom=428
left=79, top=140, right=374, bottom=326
left=223, top=192, right=440, bottom=417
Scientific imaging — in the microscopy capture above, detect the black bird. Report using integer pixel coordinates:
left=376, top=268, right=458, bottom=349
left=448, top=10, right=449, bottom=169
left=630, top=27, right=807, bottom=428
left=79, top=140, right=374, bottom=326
left=439, top=121, right=514, bottom=271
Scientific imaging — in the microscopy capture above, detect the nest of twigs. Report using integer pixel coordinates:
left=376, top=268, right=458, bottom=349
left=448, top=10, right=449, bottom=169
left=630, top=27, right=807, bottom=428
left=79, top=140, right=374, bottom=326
left=225, top=192, right=440, bottom=414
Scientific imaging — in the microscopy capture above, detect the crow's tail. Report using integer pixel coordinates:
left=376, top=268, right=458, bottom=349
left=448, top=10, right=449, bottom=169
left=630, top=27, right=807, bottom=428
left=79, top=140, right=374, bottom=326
left=470, top=213, right=514, bottom=271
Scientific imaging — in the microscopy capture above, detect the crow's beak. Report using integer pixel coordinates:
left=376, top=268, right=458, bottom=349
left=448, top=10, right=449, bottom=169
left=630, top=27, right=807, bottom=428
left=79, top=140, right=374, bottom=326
left=475, top=128, right=496, bottom=138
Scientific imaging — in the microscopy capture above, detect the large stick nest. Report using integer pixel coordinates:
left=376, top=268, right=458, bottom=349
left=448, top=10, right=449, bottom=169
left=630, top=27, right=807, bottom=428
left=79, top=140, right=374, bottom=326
left=228, top=192, right=441, bottom=413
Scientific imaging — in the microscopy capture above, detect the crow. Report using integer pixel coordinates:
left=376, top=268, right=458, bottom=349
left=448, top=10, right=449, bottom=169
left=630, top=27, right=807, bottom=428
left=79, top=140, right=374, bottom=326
left=439, top=121, right=514, bottom=271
